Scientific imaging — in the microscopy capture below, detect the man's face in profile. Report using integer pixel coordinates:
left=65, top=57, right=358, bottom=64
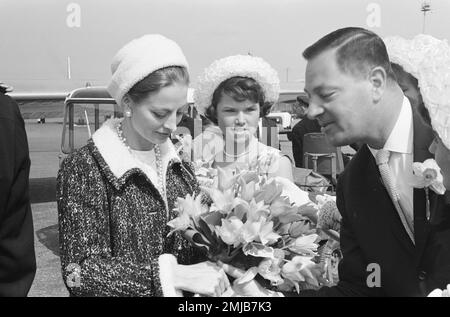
left=304, top=49, right=372, bottom=147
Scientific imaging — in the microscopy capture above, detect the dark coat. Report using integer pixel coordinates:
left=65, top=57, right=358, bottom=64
left=298, top=108, right=450, bottom=297
left=290, top=118, right=321, bottom=168
left=0, top=93, right=36, bottom=296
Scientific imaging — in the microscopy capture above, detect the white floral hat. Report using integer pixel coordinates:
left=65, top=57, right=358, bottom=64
left=194, top=55, right=280, bottom=115
left=384, top=34, right=450, bottom=150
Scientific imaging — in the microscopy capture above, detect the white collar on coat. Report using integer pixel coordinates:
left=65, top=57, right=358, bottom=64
left=92, top=118, right=181, bottom=179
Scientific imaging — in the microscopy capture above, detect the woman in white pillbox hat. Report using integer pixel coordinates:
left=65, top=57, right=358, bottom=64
left=57, top=34, right=230, bottom=297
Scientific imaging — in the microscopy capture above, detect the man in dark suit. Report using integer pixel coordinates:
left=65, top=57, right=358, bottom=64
left=0, top=90, right=36, bottom=296
left=224, top=27, right=449, bottom=297
left=297, top=27, right=450, bottom=296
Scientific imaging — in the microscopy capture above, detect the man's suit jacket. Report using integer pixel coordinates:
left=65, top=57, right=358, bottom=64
left=298, top=110, right=450, bottom=297
left=0, top=93, right=36, bottom=296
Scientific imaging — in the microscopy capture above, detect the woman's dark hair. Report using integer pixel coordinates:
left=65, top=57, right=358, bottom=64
left=205, top=76, right=266, bottom=124
left=391, top=62, right=432, bottom=126
left=127, top=66, right=189, bottom=104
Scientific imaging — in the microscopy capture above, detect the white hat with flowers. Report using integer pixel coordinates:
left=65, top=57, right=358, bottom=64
left=194, top=54, right=280, bottom=115
left=384, top=34, right=450, bottom=150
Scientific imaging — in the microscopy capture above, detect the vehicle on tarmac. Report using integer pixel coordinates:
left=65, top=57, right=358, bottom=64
left=58, top=87, right=305, bottom=161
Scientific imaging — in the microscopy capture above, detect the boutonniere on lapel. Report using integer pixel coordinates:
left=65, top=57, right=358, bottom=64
left=411, top=159, right=446, bottom=220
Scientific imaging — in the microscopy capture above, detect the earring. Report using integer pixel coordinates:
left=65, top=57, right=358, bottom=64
left=125, top=109, right=132, bottom=118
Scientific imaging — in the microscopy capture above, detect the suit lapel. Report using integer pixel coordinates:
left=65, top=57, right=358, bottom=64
left=412, top=110, right=434, bottom=262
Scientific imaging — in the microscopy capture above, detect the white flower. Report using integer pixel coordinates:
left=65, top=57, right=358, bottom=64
left=215, top=217, right=244, bottom=247
left=288, top=234, right=318, bottom=256
left=427, top=284, right=450, bottom=297
left=257, top=258, right=284, bottom=285
left=412, top=158, right=446, bottom=195
left=281, top=255, right=321, bottom=292
left=167, top=212, right=191, bottom=235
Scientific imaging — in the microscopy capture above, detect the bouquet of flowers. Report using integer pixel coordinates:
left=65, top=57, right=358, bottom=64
left=168, top=159, right=332, bottom=293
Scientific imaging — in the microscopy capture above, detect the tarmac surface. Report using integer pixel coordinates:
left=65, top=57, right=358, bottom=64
left=24, top=118, right=68, bottom=296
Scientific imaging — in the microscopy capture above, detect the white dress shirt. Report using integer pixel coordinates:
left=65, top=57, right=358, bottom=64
left=369, top=96, right=414, bottom=232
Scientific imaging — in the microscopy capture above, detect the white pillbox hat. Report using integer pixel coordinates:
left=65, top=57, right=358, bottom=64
left=107, top=34, right=189, bottom=104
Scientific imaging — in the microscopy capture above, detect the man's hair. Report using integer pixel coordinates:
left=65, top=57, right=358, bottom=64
left=391, top=62, right=432, bottom=126
left=303, top=27, right=396, bottom=80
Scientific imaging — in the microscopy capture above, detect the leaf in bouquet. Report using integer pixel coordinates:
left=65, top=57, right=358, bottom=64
left=240, top=170, right=259, bottom=184
left=288, top=234, right=319, bottom=256
left=277, top=223, right=290, bottom=236
left=201, top=210, right=225, bottom=227
left=215, top=217, right=244, bottom=247
left=197, top=217, right=219, bottom=246
left=253, top=190, right=265, bottom=204
left=298, top=203, right=319, bottom=224
left=277, top=279, right=297, bottom=292
left=231, top=201, right=249, bottom=221
left=254, top=180, right=283, bottom=205
left=243, top=242, right=276, bottom=259
left=289, top=220, right=315, bottom=238
left=182, top=229, right=212, bottom=252
left=269, top=196, right=293, bottom=217
left=277, top=206, right=305, bottom=224
left=235, top=267, right=258, bottom=284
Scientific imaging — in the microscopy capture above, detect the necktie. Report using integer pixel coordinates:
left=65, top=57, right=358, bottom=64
left=375, top=149, right=415, bottom=244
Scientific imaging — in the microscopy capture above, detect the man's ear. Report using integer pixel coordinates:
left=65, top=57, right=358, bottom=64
left=368, top=66, right=387, bottom=103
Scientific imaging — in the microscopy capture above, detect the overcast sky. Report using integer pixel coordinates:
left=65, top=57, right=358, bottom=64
left=1, top=0, right=449, bottom=92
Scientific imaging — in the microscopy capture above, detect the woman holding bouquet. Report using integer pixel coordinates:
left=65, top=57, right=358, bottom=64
left=57, top=34, right=229, bottom=297
left=192, top=55, right=310, bottom=206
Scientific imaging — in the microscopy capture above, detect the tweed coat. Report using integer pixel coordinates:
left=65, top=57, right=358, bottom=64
left=57, top=119, right=202, bottom=296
